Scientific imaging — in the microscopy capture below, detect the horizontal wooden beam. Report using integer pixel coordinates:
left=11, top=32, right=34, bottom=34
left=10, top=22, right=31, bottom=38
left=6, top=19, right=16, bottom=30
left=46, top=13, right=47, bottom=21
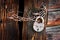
left=48, top=4, right=60, bottom=8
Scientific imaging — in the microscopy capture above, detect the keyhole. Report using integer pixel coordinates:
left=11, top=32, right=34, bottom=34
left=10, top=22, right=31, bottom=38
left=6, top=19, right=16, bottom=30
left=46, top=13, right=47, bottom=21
left=37, top=28, right=39, bottom=31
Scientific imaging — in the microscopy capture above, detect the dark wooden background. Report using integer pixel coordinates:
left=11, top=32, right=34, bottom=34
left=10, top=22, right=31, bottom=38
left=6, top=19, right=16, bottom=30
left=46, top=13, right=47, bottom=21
left=0, top=0, right=19, bottom=40
left=22, top=0, right=48, bottom=40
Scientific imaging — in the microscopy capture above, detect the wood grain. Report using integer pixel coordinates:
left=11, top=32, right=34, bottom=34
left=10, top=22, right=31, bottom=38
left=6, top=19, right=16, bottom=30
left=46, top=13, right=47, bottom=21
left=22, top=0, right=47, bottom=40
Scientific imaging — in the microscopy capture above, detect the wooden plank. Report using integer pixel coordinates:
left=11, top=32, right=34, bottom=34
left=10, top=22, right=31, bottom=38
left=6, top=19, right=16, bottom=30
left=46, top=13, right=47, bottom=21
left=0, top=0, right=19, bottom=40
left=22, top=0, right=47, bottom=40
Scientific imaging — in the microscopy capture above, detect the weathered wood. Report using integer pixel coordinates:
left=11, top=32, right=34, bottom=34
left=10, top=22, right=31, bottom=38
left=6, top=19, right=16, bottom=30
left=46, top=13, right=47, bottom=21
left=0, top=0, right=19, bottom=40
left=22, top=0, right=47, bottom=40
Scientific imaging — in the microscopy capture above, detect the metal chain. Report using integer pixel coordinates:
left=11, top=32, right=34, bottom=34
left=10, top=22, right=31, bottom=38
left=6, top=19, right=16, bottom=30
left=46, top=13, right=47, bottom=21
left=7, top=14, right=36, bottom=21
left=7, top=5, right=46, bottom=22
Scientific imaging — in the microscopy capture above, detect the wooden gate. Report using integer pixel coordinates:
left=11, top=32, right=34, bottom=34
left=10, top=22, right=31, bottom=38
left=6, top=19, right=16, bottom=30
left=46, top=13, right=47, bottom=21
left=22, top=0, right=48, bottom=40
left=0, top=0, right=19, bottom=40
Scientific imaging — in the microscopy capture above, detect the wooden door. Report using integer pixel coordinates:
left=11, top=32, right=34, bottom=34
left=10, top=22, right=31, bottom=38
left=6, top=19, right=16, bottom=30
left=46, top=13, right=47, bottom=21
left=22, top=0, right=48, bottom=40
left=0, top=0, right=19, bottom=40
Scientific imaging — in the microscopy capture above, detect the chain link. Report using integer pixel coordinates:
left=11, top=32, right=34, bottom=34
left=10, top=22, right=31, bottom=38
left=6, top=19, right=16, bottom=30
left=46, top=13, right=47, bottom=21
left=8, top=14, right=36, bottom=21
